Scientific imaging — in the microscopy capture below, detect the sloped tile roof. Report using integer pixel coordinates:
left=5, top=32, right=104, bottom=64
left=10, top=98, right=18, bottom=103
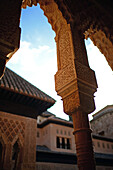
left=0, top=67, right=55, bottom=104
left=41, top=111, right=55, bottom=117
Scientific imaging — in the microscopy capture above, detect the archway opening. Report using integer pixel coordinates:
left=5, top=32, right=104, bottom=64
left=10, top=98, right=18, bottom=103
left=7, top=4, right=69, bottom=120
left=12, top=141, right=20, bottom=170
left=85, top=38, right=113, bottom=119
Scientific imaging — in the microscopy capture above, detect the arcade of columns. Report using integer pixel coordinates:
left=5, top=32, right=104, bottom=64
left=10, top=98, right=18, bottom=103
left=0, top=0, right=113, bottom=170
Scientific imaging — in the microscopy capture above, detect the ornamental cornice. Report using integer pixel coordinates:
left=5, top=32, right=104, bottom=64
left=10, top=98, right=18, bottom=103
left=22, top=0, right=38, bottom=9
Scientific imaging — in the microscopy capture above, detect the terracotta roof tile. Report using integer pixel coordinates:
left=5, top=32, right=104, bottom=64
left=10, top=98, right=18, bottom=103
left=0, top=67, right=55, bottom=104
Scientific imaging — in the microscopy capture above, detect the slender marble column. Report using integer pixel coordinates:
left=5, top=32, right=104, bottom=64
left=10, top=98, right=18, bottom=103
left=55, top=22, right=97, bottom=170
left=72, top=111, right=95, bottom=170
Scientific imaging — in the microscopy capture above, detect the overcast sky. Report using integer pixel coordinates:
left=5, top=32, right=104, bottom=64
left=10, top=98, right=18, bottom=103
left=6, top=5, right=113, bottom=120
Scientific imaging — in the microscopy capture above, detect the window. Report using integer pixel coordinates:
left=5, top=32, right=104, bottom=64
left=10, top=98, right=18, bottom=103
left=56, top=137, right=71, bottom=150
left=12, top=141, right=20, bottom=160
left=67, top=138, right=71, bottom=149
left=12, top=141, right=20, bottom=170
left=56, top=129, right=59, bottom=134
left=98, top=131, right=105, bottom=136
left=56, top=137, right=60, bottom=148
left=61, top=130, right=63, bottom=135
left=102, top=143, right=105, bottom=148
left=107, top=143, right=109, bottom=149
left=97, top=142, right=100, bottom=147
left=62, top=138, right=65, bottom=149
left=68, top=131, right=70, bottom=136
left=64, top=131, right=66, bottom=135
left=112, top=144, right=113, bottom=149
left=37, top=131, right=39, bottom=137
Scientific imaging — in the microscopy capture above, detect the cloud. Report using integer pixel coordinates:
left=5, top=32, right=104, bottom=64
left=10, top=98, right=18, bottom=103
left=7, top=38, right=113, bottom=120
left=7, top=40, right=68, bottom=119
left=85, top=39, right=113, bottom=116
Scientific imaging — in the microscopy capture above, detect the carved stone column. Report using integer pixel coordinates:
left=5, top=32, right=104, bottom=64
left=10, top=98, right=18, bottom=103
left=0, top=0, right=22, bottom=78
left=55, top=23, right=97, bottom=170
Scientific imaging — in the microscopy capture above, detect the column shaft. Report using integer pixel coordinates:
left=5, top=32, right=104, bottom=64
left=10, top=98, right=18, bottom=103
left=55, top=23, right=97, bottom=170
left=72, top=111, right=95, bottom=170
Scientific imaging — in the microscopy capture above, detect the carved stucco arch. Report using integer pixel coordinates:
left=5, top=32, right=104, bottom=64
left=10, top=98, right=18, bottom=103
left=1, top=1, right=110, bottom=169
left=49, top=0, right=113, bottom=72
left=11, top=134, right=24, bottom=170
left=21, top=0, right=76, bottom=73
left=0, top=130, right=8, bottom=145
left=36, top=1, right=113, bottom=72
left=12, top=133, right=24, bottom=148
left=22, top=0, right=68, bottom=34
left=85, top=27, right=113, bottom=70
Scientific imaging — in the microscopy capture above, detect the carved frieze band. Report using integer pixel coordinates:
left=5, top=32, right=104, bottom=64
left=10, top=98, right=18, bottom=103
left=55, top=60, right=97, bottom=114
left=57, top=24, right=75, bottom=69
left=55, top=61, right=97, bottom=93
left=55, top=62, right=76, bottom=92
left=75, top=61, right=97, bottom=88
left=63, top=90, right=96, bottom=114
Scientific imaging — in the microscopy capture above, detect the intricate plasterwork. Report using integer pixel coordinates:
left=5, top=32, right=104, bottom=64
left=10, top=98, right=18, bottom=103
left=85, top=28, right=113, bottom=70
left=22, top=0, right=68, bottom=35
left=38, top=0, right=67, bottom=34
left=58, top=24, right=75, bottom=69
left=55, top=62, right=76, bottom=92
left=55, top=61, right=97, bottom=115
left=75, top=61, right=97, bottom=88
left=63, top=92, right=80, bottom=114
left=22, top=0, right=38, bottom=8
left=0, top=117, right=25, bottom=144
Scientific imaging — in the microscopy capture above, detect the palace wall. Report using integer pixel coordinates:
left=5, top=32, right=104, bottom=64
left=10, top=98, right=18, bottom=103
left=91, top=111, right=113, bottom=138
left=0, top=111, right=37, bottom=170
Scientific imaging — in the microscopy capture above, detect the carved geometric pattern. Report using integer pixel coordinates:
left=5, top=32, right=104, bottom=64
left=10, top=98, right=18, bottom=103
left=75, top=61, right=97, bottom=88
left=58, top=25, right=75, bottom=69
left=22, top=0, right=38, bottom=8
left=0, top=117, right=25, bottom=143
left=55, top=62, right=76, bottom=92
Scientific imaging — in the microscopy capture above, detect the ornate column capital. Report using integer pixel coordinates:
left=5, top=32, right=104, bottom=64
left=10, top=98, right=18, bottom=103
left=55, top=60, right=97, bottom=115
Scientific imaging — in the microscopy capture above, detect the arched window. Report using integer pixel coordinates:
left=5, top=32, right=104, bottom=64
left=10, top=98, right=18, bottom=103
left=12, top=141, right=20, bottom=170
